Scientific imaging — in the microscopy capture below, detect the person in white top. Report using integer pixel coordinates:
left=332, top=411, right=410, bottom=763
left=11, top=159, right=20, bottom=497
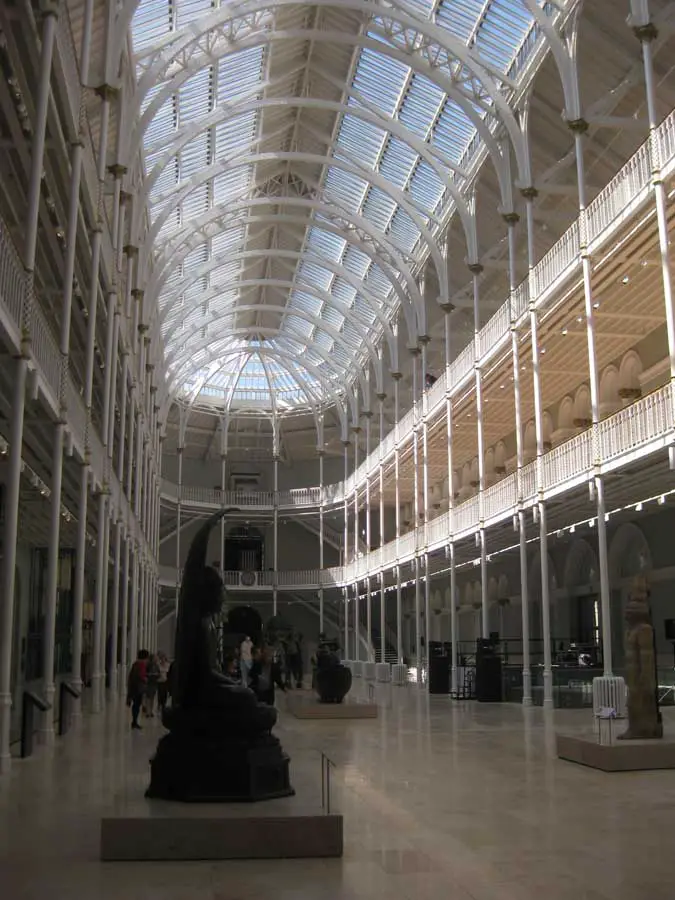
left=240, top=636, right=254, bottom=687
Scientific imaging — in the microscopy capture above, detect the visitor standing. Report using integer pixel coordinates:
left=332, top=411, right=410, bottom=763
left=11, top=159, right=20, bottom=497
left=250, top=646, right=286, bottom=705
left=157, top=652, right=171, bottom=712
left=240, top=635, right=253, bottom=686
left=143, top=653, right=160, bottom=717
left=127, top=649, right=149, bottom=730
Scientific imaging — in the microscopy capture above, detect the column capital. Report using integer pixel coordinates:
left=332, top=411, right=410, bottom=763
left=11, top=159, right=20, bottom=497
left=376, top=392, right=387, bottom=401
left=408, top=346, right=420, bottom=357
left=467, top=262, right=484, bottom=275
left=418, top=334, right=431, bottom=345
left=94, top=84, right=119, bottom=102
left=362, top=410, right=373, bottom=419
left=633, top=22, right=658, bottom=41
left=124, top=244, right=139, bottom=258
left=438, top=301, right=455, bottom=313
left=565, top=117, right=589, bottom=134
left=351, top=425, right=362, bottom=434
left=341, top=439, right=351, bottom=448
left=119, top=189, right=133, bottom=205
left=390, top=371, right=402, bottom=381
left=520, top=185, right=538, bottom=201
left=502, top=211, right=520, bottom=225
left=107, top=163, right=128, bottom=178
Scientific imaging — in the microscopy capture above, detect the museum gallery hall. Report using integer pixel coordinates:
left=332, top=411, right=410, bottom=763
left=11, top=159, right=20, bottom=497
left=1, top=1, right=675, bottom=898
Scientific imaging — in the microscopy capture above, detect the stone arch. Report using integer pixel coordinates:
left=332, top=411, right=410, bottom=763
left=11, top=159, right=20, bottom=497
left=619, top=350, right=643, bottom=400
left=599, top=365, right=620, bottom=417
left=524, top=419, right=536, bottom=455
left=485, top=446, right=495, bottom=477
left=494, top=441, right=507, bottom=474
left=528, top=549, right=557, bottom=601
left=608, top=523, right=651, bottom=583
left=542, top=411, right=553, bottom=450
left=573, top=384, right=591, bottom=427
left=462, top=582, right=474, bottom=608
left=497, top=573, right=509, bottom=601
left=487, top=576, right=499, bottom=605
left=558, top=395, right=574, bottom=431
left=471, top=582, right=482, bottom=609
left=563, top=538, right=598, bottom=589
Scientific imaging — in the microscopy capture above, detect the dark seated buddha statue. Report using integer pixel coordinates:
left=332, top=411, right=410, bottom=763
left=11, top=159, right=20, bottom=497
left=146, top=509, right=293, bottom=802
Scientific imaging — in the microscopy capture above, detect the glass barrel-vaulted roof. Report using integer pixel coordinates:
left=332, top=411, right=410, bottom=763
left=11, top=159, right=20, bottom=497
left=130, top=0, right=545, bottom=413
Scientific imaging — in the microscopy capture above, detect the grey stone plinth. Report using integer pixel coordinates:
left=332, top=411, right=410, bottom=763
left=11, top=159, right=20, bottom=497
left=392, top=664, right=408, bottom=685
left=288, top=696, right=377, bottom=719
left=557, top=733, right=675, bottom=771
left=101, top=805, right=343, bottom=860
left=352, top=661, right=363, bottom=678
left=363, top=661, right=376, bottom=681
left=375, top=662, right=391, bottom=682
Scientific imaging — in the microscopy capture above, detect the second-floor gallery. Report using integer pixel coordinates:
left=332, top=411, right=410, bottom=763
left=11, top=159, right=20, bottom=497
left=0, top=0, right=675, bottom=770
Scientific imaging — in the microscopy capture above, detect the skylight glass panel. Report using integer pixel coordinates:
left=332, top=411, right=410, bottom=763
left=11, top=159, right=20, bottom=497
left=132, top=0, right=540, bottom=410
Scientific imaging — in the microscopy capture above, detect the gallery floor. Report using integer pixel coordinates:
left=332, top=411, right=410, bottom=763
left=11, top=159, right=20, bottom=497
left=1, top=682, right=673, bottom=900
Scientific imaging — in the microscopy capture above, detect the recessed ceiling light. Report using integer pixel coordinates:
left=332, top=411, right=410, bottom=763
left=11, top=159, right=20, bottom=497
left=622, top=275, right=630, bottom=284
left=641, top=259, right=648, bottom=267
left=577, top=316, right=583, bottom=323
left=541, top=347, right=546, bottom=354
left=593, top=302, right=600, bottom=309
left=562, top=327, right=568, bottom=335
left=500, top=384, right=505, bottom=389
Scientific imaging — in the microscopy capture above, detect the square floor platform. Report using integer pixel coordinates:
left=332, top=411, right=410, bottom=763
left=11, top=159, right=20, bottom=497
left=287, top=695, right=378, bottom=719
left=101, top=793, right=343, bottom=860
left=556, top=733, right=675, bottom=771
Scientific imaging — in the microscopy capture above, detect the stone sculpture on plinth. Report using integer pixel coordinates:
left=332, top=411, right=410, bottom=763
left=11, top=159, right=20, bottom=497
left=618, top=575, right=663, bottom=741
left=314, top=636, right=352, bottom=704
left=146, top=509, right=294, bottom=801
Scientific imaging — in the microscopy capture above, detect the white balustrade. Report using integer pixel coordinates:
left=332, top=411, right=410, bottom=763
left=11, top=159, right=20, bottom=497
left=483, top=474, right=517, bottom=523
left=453, top=495, right=480, bottom=538
left=397, top=530, right=416, bottom=561
left=586, top=141, right=652, bottom=240
left=542, top=432, right=592, bottom=492
left=599, top=385, right=673, bottom=463
left=0, top=213, right=26, bottom=331
left=531, top=222, right=580, bottom=300
left=478, top=301, right=510, bottom=361
left=520, top=462, right=537, bottom=504
left=658, top=109, right=675, bottom=172
left=426, top=510, right=449, bottom=547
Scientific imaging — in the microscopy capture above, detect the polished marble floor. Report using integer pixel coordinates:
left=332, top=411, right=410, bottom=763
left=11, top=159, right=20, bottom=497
left=1, top=682, right=674, bottom=900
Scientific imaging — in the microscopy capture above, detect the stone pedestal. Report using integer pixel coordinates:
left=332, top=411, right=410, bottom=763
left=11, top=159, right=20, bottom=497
left=375, top=662, right=391, bottom=683
left=557, top=733, right=675, bottom=771
left=146, top=730, right=293, bottom=803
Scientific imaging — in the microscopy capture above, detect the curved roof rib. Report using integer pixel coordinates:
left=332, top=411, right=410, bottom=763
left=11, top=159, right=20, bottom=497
left=128, top=0, right=562, bottom=413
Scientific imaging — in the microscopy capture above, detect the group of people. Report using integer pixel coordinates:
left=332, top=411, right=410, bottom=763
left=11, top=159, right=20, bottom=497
left=126, top=650, right=171, bottom=729
left=127, top=633, right=305, bottom=729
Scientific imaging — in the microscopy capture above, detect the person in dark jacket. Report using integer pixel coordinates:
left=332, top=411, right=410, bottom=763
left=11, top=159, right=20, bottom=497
left=127, top=649, right=149, bottom=730
left=249, top=646, right=286, bottom=705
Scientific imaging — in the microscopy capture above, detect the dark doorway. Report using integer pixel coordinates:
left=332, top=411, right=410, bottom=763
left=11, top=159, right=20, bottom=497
left=225, top=525, right=264, bottom=572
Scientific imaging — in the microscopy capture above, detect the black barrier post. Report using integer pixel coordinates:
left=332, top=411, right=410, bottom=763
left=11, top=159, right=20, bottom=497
left=21, top=691, right=51, bottom=758
left=59, top=682, right=81, bottom=736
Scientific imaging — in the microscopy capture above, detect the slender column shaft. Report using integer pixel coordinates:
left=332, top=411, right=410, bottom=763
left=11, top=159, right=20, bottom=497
left=378, top=395, right=386, bottom=662
left=273, top=453, right=279, bottom=616
left=572, top=129, right=612, bottom=675
left=443, top=307, right=458, bottom=696
left=176, top=446, right=183, bottom=610
left=393, top=376, right=402, bottom=663
left=411, top=351, right=422, bottom=670
left=524, top=197, right=553, bottom=706
left=319, top=449, right=325, bottom=632
left=129, top=550, right=139, bottom=663
left=0, top=8, right=57, bottom=770
left=505, top=214, right=532, bottom=706
left=353, top=427, right=360, bottom=663
left=365, top=412, right=372, bottom=659
left=421, top=341, right=430, bottom=663
left=219, top=451, right=226, bottom=574
left=470, top=269, right=489, bottom=639
left=119, top=534, right=130, bottom=694
left=72, top=90, right=112, bottom=718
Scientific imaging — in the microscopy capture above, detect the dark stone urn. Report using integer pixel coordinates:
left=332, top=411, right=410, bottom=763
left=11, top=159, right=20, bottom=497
left=314, top=642, right=352, bottom=704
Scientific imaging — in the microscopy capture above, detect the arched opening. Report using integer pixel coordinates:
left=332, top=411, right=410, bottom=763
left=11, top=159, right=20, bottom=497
left=224, top=525, right=265, bottom=572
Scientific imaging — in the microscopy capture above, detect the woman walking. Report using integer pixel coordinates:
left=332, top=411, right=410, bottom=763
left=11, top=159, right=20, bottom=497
left=127, top=649, right=149, bottom=730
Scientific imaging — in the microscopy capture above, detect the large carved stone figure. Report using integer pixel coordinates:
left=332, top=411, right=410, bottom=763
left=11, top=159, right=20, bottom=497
left=146, top=509, right=294, bottom=801
left=618, top=575, right=663, bottom=741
